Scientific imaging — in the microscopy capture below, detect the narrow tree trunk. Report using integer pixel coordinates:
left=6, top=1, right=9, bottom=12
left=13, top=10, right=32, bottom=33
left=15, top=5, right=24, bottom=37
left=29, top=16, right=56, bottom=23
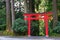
left=11, top=0, right=15, bottom=27
left=52, top=0, right=58, bottom=27
left=24, top=0, right=28, bottom=13
left=29, top=0, right=35, bottom=13
left=6, top=0, right=11, bottom=31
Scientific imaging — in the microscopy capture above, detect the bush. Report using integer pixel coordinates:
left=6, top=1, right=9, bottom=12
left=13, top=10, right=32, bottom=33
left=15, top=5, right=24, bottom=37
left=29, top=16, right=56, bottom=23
left=48, top=20, right=53, bottom=35
left=12, top=18, right=39, bottom=36
left=31, top=20, right=39, bottom=36
left=0, top=24, right=6, bottom=30
left=12, top=18, right=27, bottom=35
left=48, top=20, right=60, bottom=36
left=39, top=20, right=45, bottom=36
left=53, top=21, right=60, bottom=34
left=15, top=12, right=24, bottom=19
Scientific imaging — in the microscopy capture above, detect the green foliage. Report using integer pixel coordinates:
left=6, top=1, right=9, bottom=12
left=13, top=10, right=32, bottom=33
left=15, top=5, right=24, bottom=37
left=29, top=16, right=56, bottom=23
left=35, top=0, right=41, bottom=11
left=58, top=15, right=60, bottom=21
left=48, top=20, right=60, bottom=35
left=0, top=7, right=6, bottom=25
left=46, top=0, right=60, bottom=12
left=12, top=18, right=27, bottom=35
left=15, top=12, right=24, bottom=19
left=0, top=1, right=5, bottom=9
left=47, top=20, right=60, bottom=35
left=46, top=0, right=52, bottom=12
left=0, top=24, right=6, bottom=30
left=53, top=21, right=60, bottom=33
left=31, top=20, right=39, bottom=36
left=39, top=20, right=45, bottom=36
left=48, top=20, right=53, bottom=35
left=57, top=0, right=60, bottom=10
left=0, top=1, right=6, bottom=31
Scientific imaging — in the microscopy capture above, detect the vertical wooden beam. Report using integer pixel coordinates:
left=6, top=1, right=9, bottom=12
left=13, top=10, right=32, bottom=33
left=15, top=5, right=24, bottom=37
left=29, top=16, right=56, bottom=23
left=28, top=17, right=31, bottom=37
left=44, top=15, right=49, bottom=37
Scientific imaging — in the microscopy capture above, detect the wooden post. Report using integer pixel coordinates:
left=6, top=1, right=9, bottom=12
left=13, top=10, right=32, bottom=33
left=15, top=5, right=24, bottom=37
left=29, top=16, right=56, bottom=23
left=44, top=15, right=49, bottom=37
left=28, top=16, right=31, bottom=37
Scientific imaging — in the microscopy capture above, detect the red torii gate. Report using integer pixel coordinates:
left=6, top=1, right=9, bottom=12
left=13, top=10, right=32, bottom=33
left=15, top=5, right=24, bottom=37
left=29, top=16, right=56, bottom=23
left=23, top=12, right=52, bottom=37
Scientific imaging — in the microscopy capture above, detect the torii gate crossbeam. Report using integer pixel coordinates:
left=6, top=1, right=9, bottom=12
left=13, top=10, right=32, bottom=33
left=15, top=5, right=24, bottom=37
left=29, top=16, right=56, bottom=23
left=23, top=12, right=52, bottom=37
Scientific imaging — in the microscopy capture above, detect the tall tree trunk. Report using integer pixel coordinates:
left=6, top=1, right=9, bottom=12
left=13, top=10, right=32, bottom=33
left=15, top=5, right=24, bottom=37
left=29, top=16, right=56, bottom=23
left=52, top=0, right=58, bottom=27
left=11, top=0, right=15, bottom=27
left=6, top=0, right=11, bottom=31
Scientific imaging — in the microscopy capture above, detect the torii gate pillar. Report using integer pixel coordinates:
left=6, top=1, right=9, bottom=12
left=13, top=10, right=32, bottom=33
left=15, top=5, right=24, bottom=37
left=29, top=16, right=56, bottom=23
left=23, top=12, right=52, bottom=37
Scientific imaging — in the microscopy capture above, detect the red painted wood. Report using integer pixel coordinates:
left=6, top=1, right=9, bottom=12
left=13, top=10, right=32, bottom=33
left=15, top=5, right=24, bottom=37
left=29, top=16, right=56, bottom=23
left=28, top=17, right=31, bottom=37
left=23, top=12, right=52, bottom=37
left=44, top=15, right=49, bottom=37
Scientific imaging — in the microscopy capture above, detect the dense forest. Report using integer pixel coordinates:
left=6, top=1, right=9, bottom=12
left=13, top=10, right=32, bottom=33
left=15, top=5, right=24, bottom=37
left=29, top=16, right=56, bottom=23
left=0, top=0, right=60, bottom=36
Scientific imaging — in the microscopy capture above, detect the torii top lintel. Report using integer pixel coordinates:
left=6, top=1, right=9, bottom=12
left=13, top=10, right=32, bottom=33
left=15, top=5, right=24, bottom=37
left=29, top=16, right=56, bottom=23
left=23, top=12, right=52, bottom=16
left=23, top=12, right=52, bottom=20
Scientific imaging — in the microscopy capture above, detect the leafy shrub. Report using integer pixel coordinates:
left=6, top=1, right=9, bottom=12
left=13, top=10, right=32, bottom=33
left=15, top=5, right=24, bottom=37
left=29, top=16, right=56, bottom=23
left=0, top=1, right=6, bottom=31
left=0, top=24, right=6, bottom=30
left=31, top=20, right=39, bottom=36
left=53, top=21, right=60, bottom=33
left=48, top=20, right=53, bottom=35
left=48, top=20, right=60, bottom=35
left=15, top=12, right=24, bottom=19
left=39, top=20, right=45, bottom=36
left=31, top=20, right=45, bottom=36
left=12, top=18, right=27, bottom=35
